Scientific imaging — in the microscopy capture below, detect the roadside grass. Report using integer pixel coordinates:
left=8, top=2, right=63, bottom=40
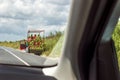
left=43, top=35, right=64, bottom=57
left=42, top=35, right=61, bottom=56
left=0, top=41, right=20, bottom=49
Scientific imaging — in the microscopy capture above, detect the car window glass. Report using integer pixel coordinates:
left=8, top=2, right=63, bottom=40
left=112, top=19, right=120, bottom=70
left=0, top=0, right=71, bottom=67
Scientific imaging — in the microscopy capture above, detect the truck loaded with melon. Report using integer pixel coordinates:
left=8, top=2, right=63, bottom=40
left=20, top=30, right=46, bottom=55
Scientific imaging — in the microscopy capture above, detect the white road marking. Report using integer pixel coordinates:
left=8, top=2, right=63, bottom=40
left=1, top=47, right=30, bottom=66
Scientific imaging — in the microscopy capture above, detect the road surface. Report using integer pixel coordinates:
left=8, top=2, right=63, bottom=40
left=0, top=46, right=57, bottom=67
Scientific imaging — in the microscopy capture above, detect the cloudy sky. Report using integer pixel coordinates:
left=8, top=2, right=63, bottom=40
left=0, top=0, right=71, bottom=41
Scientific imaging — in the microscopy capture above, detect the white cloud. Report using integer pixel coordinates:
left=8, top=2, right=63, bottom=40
left=0, top=33, right=26, bottom=41
left=0, top=0, right=71, bottom=41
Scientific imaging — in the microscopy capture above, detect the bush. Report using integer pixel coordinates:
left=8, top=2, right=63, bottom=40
left=112, top=21, right=120, bottom=68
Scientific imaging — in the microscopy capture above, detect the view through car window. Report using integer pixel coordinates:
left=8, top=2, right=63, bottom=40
left=0, top=0, right=71, bottom=66
left=112, top=18, right=120, bottom=70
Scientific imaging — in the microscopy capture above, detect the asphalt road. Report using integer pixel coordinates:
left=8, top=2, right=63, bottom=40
left=0, top=46, right=57, bottom=67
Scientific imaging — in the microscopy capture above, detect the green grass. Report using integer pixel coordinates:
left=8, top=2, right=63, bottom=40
left=41, top=35, right=64, bottom=57
left=0, top=41, right=20, bottom=49
left=42, top=35, right=62, bottom=56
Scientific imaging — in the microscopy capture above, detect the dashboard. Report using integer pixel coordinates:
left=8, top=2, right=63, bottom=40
left=0, top=65, right=57, bottom=80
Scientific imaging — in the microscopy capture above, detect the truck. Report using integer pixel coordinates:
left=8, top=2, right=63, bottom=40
left=20, top=29, right=46, bottom=55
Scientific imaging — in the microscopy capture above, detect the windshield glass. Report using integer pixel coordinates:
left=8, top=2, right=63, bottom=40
left=0, top=0, right=71, bottom=67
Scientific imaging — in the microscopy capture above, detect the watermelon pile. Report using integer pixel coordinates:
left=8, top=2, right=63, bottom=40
left=27, top=34, right=46, bottom=52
